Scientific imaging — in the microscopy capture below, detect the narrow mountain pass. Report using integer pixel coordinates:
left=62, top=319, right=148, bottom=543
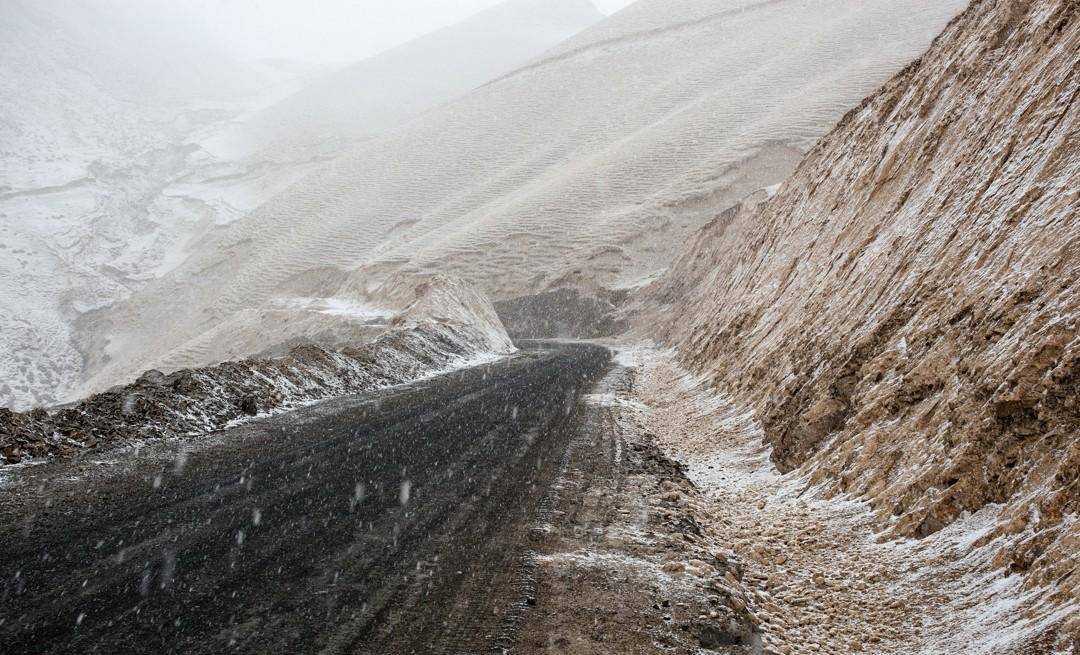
left=0, top=343, right=611, bottom=654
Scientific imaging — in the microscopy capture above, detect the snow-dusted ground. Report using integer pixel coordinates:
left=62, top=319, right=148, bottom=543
left=617, top=344, right=1075, bottom=655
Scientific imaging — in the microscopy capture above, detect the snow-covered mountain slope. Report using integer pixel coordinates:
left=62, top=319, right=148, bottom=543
left=0, top=0, right=254, bottom=191
left=81, top=0, right=966, bottom=395
left=0, top=0, right=599, bottom=411
left=645, top=0, right=1078, bottom=643
left=0, top=0, right=277, bottom=409
left=207, top=0, right=603, bottom=162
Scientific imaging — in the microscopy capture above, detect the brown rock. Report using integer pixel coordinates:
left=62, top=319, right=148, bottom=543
left=1, top=445, right=22, bottom=464
left=238, top=395, right=260, bottom=416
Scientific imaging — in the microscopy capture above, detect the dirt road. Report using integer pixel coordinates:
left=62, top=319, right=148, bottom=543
left=0, top=343, right=610, bottom=654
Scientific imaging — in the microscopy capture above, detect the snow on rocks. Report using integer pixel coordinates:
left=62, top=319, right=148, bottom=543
left=0, top=276, right=514, bottom=465
left=627, top=348, right=1076, bottom=655
left=390, top=275, right=516, bottom=355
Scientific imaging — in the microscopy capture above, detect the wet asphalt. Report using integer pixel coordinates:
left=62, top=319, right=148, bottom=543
left=0, top=341, right=611, bottom=654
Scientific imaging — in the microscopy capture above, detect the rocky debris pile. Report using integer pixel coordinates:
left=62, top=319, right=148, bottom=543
left=635, top=441, right=762, bottom=650
left=644, top=0, right=1078, bottom=637
left=1, top=278, right=515, bottom=465
left=494, top=288, right=629, bottom=340
left=390, top=274, right=516, bottom=353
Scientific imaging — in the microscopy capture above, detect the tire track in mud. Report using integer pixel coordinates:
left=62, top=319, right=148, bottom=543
left=513, top=364, right=759, bottom=654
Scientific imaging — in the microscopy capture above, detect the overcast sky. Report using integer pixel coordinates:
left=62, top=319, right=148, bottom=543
left=174, top=0, right=636, bottom=65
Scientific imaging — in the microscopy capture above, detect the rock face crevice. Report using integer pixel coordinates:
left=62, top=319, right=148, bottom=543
left=646, top=0, right=1078, bottom=628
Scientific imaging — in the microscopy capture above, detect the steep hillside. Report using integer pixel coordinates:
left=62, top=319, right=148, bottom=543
left=80, top=0, right=965, bottom=394
left=208, top=0, right=603, bottom=161
left=648, top=0, right=1078, bottom=640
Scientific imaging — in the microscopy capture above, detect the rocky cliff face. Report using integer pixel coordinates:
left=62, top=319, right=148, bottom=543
left=647, top=0, right=1078, bottom=635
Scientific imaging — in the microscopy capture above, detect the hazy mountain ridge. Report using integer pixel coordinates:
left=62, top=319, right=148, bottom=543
left=79, top=0, right=965, bottom=396
left=647, top=0, right=1077, bottom=643
left=210, top=0, right=604, bottom=161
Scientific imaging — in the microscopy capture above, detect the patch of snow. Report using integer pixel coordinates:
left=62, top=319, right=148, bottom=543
left=270, top=297, right=392, bottom=322
left=613, top=269, right=666, bottom=291
left=582, top=392, right=648, bottom=410
left=609, top=342, right=667, bottom=369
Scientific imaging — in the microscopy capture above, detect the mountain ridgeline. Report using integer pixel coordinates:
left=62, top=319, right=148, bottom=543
left=77, top=0, right=964, bottom=396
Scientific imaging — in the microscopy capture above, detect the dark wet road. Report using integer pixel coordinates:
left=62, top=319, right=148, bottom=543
left=0, top=342, right=610, bottom=654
